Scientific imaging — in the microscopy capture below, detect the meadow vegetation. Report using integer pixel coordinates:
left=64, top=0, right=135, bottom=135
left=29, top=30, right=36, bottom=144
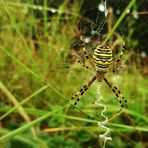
left=0, top=0, right=148, bottom=147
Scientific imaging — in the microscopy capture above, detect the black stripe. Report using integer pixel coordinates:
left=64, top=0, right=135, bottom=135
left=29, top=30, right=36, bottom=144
left=93, top=58, right=112, bottom=63
left=94, top=55, right=112, bottom=60
left=96, top=64, right=110, bottom=68
left=97, top=46, right=110, bottom=49
left=95, top=49, right=112, bottom=54
left=94, top=51, right=112, bottom=55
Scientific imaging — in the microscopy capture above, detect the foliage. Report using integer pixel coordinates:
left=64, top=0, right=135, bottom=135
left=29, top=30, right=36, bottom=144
left=0, top=0, right=148, bottom=147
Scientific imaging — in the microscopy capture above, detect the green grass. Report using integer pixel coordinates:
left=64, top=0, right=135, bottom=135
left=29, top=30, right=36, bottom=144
left=0, top=0, right=148, bottom=148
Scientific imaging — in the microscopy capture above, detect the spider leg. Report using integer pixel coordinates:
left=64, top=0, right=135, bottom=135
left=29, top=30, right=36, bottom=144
left=80, top=36, right=90, bottom=60
left=73, top=52, right=91, bottom=70
left=67, top=75, right=96, bottom=106
left=103, top=77, right=127, bottom=109
left=76, top=59, right=91, bottom=70
left=79, top=36, right=96, bottom=70
left=115, top=44, right=125, bottom=63
left=111, top=44, right=126, bottom=73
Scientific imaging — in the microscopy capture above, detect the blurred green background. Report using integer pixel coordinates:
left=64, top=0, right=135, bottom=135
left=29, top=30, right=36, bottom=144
left=0, top=0, right=148, bottom=147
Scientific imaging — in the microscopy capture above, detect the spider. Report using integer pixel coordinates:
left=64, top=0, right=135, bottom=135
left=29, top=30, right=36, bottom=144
left=66, top=36, right=127, bottom=110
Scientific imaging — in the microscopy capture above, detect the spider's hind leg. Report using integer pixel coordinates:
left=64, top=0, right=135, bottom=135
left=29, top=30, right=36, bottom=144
left=103, top=77, right=127, bottom=109
left=67, top=75, right=96, bottom=107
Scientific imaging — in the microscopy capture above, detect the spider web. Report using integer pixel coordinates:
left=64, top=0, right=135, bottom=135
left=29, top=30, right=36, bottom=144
left=78, top=2, right=107, bottom=47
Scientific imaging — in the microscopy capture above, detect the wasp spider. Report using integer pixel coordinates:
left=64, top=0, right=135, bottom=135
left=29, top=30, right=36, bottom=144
left=67, top=36, right=127, bottom=110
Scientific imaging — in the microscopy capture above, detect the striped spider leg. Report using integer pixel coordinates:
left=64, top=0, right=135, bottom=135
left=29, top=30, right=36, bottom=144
left=72, top=52, right=91, bottom=70
left=111, top=44, right=126, bottom=73
left=70, top=75, right=96, bottom=106
left=103, top=77, right=127, bottom=109
left=115, top=43, right=125, bottom=62
left=79, top=36, right=96, bottom=70
left=72, top=36, right=92, bottom=70
left=110, top=44, right=127, bottom=108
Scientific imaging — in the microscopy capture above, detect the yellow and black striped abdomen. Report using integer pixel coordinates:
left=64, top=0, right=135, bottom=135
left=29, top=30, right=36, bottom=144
left=93, top=45, right=112, bottom=72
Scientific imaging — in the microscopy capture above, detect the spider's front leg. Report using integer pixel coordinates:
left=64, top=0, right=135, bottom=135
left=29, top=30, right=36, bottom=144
left=66, top=75, right=96, bottom=106
left=73, top=52, right=91, bottom=70
left=79, top=36, right=96, bottom=70
left=72, top=37, right=92, bottom=70
left=115, top=44, right=125, bottom=62
left=112, top=44, right=126, bottom=73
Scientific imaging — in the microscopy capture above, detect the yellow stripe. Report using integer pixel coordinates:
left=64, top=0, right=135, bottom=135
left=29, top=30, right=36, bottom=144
left=93, top=59, right=112, bottom=65
left=93, top=57, right=112, bottom=62
left=94, top=50, right=112, bottom=54
left=82, top=47, right=86, bottom=52
left=93, top=55, right=112, bottom=61
left=94, top=52, right=112, bottom=57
